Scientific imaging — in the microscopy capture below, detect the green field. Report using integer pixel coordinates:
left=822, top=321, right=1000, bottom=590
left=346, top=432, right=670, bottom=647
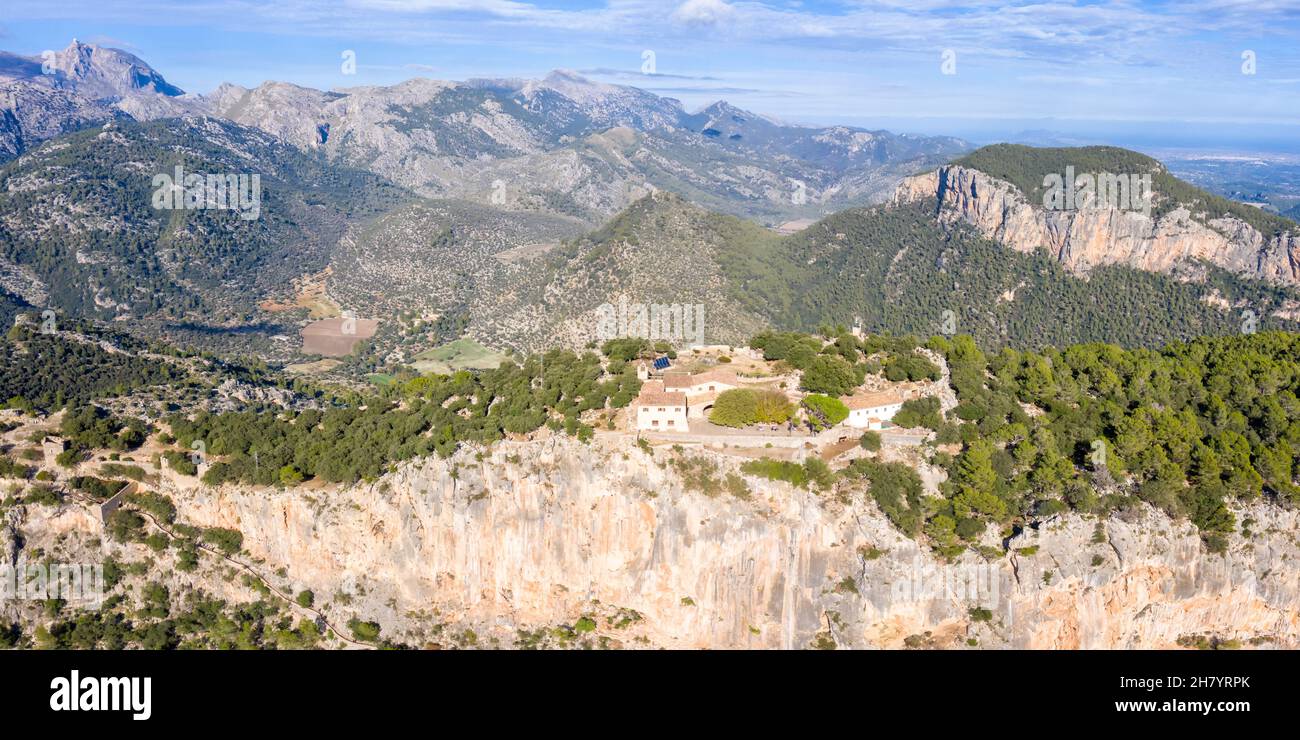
left=411, top=338, right=509, bottom=375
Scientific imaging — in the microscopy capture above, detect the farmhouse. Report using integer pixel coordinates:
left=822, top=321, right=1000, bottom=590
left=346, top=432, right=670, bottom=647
left=841, top=390, right=909, bottom=430
left=300, top=317, right=379, bottom=357
left=630, top=381, right=689, bottom=433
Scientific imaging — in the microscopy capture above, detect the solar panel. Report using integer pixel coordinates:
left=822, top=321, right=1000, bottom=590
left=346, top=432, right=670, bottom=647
left=653, top=356, right=670, bottom=370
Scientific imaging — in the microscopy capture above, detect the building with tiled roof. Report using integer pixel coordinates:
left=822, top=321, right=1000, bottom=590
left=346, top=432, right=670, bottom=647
left=662, top=368, right=740, bottom=396
left=840, top=389, right=910, bottom=429
left=630, top=381, right=689, bottom=432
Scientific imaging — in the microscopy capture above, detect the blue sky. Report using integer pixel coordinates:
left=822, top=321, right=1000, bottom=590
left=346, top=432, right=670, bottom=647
left=3, top=1, right=1299, bottom=151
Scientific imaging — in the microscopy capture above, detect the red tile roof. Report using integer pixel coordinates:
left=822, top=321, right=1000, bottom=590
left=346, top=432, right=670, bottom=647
left=841, top=390, right=908, bottom=410
left=633, top=381, right=687, bottom=407
left=662, top=369, right=739, bottom=389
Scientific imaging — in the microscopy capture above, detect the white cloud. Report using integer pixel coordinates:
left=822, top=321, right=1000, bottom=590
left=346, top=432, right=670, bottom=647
left=671, top=0, right=738, bottom=27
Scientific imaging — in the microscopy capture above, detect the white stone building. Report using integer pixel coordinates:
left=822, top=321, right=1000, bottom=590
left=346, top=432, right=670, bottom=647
left=630, top=381, right=689, bottom=432
left=840, top=390, right=909, bottom=430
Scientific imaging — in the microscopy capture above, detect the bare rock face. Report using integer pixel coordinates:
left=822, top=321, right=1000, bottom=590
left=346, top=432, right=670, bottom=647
left=172, top=437, right=1300, bottom=649
left=41, top=39, right=185, bottom=99
left=894, top=165, right=1300, bottom=286
left=0, top=40, right=196, bottom=158
left=207, top=81, right=341, bottom=152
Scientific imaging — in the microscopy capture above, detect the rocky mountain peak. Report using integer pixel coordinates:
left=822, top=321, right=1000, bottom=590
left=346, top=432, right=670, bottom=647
left=45, top=38, right=184, bottom=99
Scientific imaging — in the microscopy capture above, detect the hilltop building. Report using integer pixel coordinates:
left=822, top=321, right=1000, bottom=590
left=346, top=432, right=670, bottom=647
left=629, top=366, right=753, bottom=431
left=630, top=381, right=688, bottom=432
left=841, top=390, right=910, bottom=430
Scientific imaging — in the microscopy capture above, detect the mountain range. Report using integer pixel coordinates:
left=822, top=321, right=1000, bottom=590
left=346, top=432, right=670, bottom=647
left=1, top=41, right=967, bottom=224
left=2, top=40, right=1300, bottom=370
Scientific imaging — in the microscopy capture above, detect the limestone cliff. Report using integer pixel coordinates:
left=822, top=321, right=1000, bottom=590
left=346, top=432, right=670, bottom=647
left=157, top=437, right=1299, bottom=649
left=893, top=165, right=1300, bottom=286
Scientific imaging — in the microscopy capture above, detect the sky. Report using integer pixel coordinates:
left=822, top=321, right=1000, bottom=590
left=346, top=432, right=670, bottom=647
left=3, top=0, right=1299, bottom=152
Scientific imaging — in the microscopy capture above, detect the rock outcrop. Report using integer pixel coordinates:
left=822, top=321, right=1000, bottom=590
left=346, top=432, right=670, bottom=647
left=894, top=165, right=1300, bottom=286
left=0, top=40, right=195, bottom=158
left=164, top=437, right=1299, bottom=649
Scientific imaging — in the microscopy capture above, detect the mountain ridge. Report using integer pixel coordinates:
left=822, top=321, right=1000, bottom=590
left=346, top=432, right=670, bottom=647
left=1, top=40, right=971, bottom=223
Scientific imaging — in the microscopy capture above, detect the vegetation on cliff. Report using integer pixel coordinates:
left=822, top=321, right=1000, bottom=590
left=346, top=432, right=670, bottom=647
left=166, top=349, right=641, bottom=486
left=914, top=330, right=1299, bottom=555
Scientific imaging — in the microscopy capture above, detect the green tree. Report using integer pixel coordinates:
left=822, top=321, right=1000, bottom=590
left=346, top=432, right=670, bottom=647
left=279, top=465, right=305, bottom=486
left=802, top=394, right=849, bottom=430
left=799, top=355, right=857, bottom=396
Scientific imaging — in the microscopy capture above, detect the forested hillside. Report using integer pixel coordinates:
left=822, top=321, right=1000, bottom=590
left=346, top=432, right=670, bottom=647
left=921, top=330, right=1300, bottom=554
left=0, top=117, right=406, bottom=329
left=718, top=199, right=1300, bottom=349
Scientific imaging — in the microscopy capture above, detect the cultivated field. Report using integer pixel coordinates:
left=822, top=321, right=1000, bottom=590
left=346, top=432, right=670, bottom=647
left=411, top=338, right=510, bottom=375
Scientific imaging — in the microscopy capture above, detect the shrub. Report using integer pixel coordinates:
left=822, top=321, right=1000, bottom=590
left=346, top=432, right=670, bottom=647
left=163, top=451, right=198, bottom=477
left=842, top=459, right=924, bottom=536
left=279, top=465, right=305, bottom=486
left=724, top=472, right=751, bottom=500
left=69, top=476, right=127, bottom=501
left=804, top=457, right=834, bottom=491
left=600, top=337, right=649, bottom=362
left=348, top=618, right=382, bottom=642
left=740, top=457, right=833, bottom=491
left=99, top=462, right=148, bottom=481
left=128, top=490, right=177, bottom=524
left=201, top=527, right=243, bottom=555
left=859, top=431, right=882, bottom=451
left=23, top=485, right=62, bottom=507
left=106, top=508, right=146, bottom=542
left=883, top=353, right=941, bottom=382
left=741, top=458, right=807, bottom=488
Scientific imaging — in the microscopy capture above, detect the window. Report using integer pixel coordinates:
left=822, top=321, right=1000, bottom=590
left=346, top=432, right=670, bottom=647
left=667, top=420, right=674, bottom=427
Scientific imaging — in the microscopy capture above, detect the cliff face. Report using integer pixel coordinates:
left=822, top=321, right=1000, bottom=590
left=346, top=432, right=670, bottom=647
left=893, top=166, right=1300, bottom=286
left=167, top=437, right=1299, bottom=649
